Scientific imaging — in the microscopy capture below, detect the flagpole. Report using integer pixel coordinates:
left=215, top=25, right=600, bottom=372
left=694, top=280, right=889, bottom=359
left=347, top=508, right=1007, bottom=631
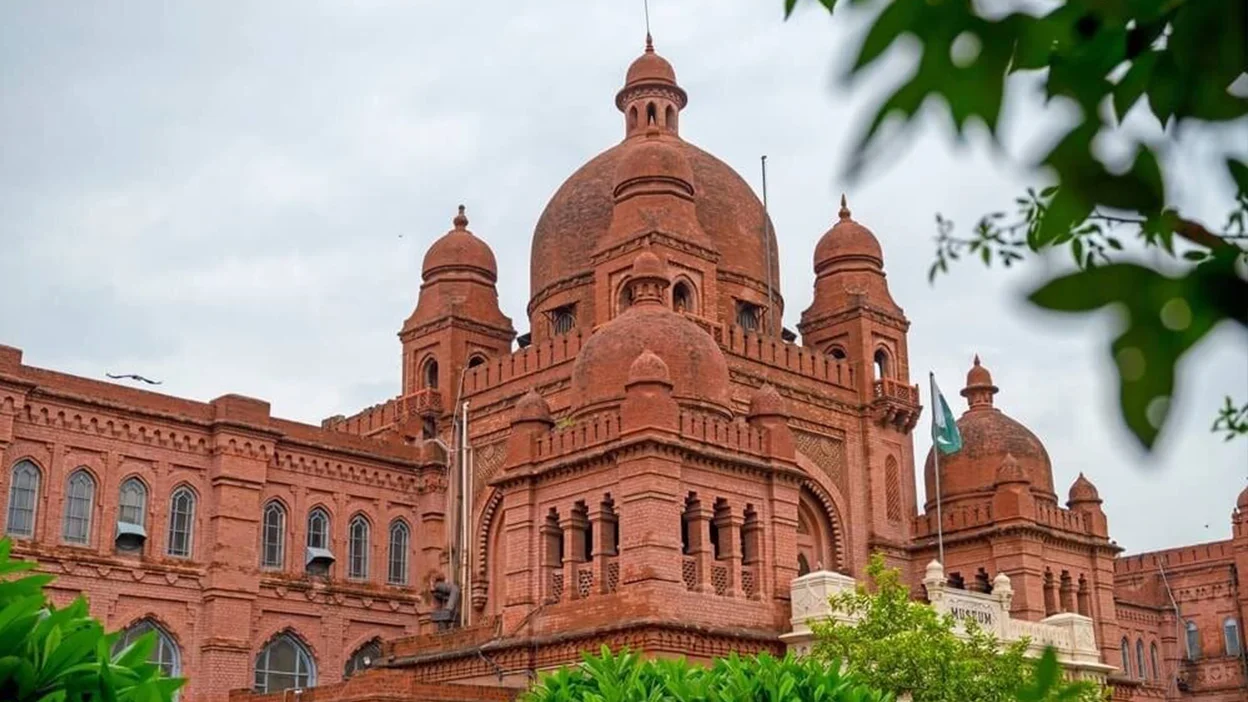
left=931, top=371, right=945, bottom=566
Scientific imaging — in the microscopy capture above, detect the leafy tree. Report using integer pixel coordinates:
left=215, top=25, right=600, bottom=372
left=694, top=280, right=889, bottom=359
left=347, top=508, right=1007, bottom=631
left=522, top=646, right=893, bottom=702
left=783, top=0, right=1248, bottom=450
left=812, top=554, right=1103, bottom=702
left=0, top=538, right=185, bottom=702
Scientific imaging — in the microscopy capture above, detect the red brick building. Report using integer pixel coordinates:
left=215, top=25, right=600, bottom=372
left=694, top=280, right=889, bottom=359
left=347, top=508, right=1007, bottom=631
left=1, top=37, right=1243, bottom=702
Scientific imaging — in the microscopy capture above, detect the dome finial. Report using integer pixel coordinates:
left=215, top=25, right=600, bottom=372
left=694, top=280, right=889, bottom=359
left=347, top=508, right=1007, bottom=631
left=839, top=193, right=851, bottom=220
left=453, top=204, right=468, bottom=230
left=645, top=32, right=654, bottom=53
left=962, top=353, right=998, bottom=409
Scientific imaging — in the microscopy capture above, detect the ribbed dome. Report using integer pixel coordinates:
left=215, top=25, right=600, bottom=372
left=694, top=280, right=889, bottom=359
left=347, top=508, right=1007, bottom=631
left=813, top=196, right=883, bottom=274
left=923, top=357, right=1056, bottom=510
left=1068, top=473, right=1100, bottom=504
left=530, top=139, right=778, bottom=303
left=571, top=253, right=730, bottom=414
left=422, top=206, right=497, bottom=281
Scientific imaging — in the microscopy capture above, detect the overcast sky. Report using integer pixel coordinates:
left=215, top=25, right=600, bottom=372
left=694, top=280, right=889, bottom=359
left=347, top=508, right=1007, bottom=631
left=2, top=1, right=1244, bottom=555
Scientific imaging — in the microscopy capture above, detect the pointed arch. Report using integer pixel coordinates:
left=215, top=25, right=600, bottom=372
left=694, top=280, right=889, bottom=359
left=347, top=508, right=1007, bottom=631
left=62, top=468, right=96, bottom=544
left=797, top=485, right=843, bottom=574
left=261, top=499, right=287, bottom=569
left=166, top=484, right=197, bottom=558
left=387, top=518, right=410, bottom=585
left=347, top=513, right=371, bottom=580
left=114, top=617, right=181, bottom=678
left=253, top=629, right=316, bottom=692
left=344, top=637, right=382, bottom=678
left=5, top=459, right=42, bottom=538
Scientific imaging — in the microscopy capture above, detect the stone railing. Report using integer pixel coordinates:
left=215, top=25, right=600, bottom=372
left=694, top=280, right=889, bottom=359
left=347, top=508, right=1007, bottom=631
left=782, top=560, right=1114, bottom=682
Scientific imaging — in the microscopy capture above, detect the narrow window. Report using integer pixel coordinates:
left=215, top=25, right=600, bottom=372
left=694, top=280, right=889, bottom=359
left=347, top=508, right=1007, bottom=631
left=1185, top=620, right=1201, bottom=659
left=1120, top=638, right=1131, bottom=677
left=5, top=460, right=41, bottom=538
left=253, top=634, right=316, bottom=693
left=62, top=469, right=95, bottom=544
left=261, top=501, right=286, bottom=569
left=167, top=487, right=195, bottom=558
left=348, top=515, right=370, bottom=580
left=307, top=508, right=329, bottom=549
left=828, top=346, right=847, bottom=361
left=1150, top=642, right=1160, bottom=680
left=388, top=520, right=410, bottom=585
left=664, top=105, right=676, bottom=131
left=116, top=477, right=148, bottom=553
left=628, top=106, right=638, bottom=131
left=673, top=282, right=692, bottom=313
left=422, top=358, right=439, bottom=390
left=1136, top=639, right=1146, bottom=679
left=1225, top=617, right=1242, bottom=657
left=646, top=102, right=656, bottom=125
left=873, top=348, right=890, bottom=379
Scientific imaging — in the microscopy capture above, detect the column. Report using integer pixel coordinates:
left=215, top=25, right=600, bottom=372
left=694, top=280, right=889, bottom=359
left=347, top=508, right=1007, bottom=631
left=1044, top=569, right=1058, bottom=616
left=1060, top=570, right=1075, bottom=613
left=716, top=508, right=742, bottom=597
left=686, top=502, right=713, bottom=594
left=742, top=515, right=763, bottom=599
left=561, top=511, right=586, bottom=600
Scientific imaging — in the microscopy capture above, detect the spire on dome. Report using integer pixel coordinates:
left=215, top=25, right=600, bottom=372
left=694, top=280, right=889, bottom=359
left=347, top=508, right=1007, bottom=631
left=645, top=32, right=654, bottom=53
left=839, top=193, right=851, bottom=220
left=453, top=204, right=468, bottom=230
left=961, top=354, right=999, bottom=410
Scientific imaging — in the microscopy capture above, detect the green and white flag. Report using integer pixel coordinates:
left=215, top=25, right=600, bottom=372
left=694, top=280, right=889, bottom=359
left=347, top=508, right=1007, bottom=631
left=930, top=373, right=962, bottom=455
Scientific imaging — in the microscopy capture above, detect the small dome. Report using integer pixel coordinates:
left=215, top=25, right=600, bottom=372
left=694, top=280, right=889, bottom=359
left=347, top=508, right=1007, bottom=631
left=613, top=132, right=695, bottom=198
left=748, top=383, right=788, bottom=418
left=967, top=354, right=994, bottom=390
left=514, top=389, right=553, bottom=425
left=813, top=195, right=883, bottom=273
left=628, top=348, right=671, bottom=385
left=422, top=205, right=498, bottom=281
left=571, top=255, right=730, bottom=414
left=924, top=357, right=1056, bottom=510
left=624, top=35, right=677, bottom=88
left=1068, top=473, right=1101, bottom=504
left=1239, top=485, right=1248, bottom=511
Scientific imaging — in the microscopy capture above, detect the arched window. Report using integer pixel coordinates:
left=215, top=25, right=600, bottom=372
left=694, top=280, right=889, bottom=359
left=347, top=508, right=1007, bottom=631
left=551, top=306, right=576, bottom=335
left=628, top=106, right=638, bottom=131
left=1135, top=639, right=1146, bottom=679
left=1120, top=638, right=1131, bottom=677
left=873, top=348, right=890, bottom=379
left=253, top=633, right=315, bottom=693
left=344, top=638, right=381, bottom=678
left=1185, top=620, right=1201, bottom=659
left=796, top=489, right=837, bottom=574
left=646, top=102, right=657, bottom=126
left=115, top=619, right=181, bottom=678
left=261, top=501, right=286, bottom=569
left=672, top=281, right=693, bottom=313
left=5, top=460, right=41, bottom=538
left=467, top=355, right=486, bottom=369
left=307, top=508, right=329, bottom=549
left=116, top=477, right=148, bottom=553
left=62, top=469, right=95, bottom=544
left=348, top=515, right=370, bottom=580
left=827, top=346, right=847, bottom=361
left=1225, top=617, right=1242, bottom=657
left=388, top=519, right=410, bottom=585
left=422, top=358, right=439, bottom=390
left=1149, top=642, right=1159, bottom=680
left=618, top=284, right=634, bottom=314
left=166, top=487, right=195, bottom=558
left=118, top=478, right=147, bottom=527
left=665, top=105, right=676, bottom=131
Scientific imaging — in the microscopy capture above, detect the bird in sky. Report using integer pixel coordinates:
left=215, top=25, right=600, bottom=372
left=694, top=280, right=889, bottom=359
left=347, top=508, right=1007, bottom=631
left=106, top=373, right=162, bottom=385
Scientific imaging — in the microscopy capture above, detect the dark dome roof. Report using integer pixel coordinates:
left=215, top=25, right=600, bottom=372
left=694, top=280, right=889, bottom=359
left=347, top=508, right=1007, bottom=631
left=530, top=139, right=778, bottom=303
left=422, top=206, right=497, bottom=281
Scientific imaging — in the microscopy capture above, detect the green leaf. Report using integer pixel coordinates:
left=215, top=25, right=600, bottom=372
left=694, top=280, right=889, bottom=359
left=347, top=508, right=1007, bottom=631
left=1113, top=50, right=1159, bottom=121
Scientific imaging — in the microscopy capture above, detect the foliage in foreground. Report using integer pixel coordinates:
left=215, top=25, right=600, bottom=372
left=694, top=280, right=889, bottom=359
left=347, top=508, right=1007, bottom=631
left=784, top=0, right=1248, bottom=450
left=812, top=554, right=1103, bottom=702
left=0, top=538, right=184, bottom=702
left=523, top=647, right=891, bottom=702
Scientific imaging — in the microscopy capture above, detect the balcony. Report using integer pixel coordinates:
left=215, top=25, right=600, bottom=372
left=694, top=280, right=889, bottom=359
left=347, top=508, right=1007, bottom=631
left=401, top=388, right=443, bottom=418
left=871, top=378, right=921, bottom=433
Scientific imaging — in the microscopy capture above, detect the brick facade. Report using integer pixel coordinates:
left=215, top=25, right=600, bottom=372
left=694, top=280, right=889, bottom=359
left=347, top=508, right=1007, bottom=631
left=3, top=37, right=1244, bottom=702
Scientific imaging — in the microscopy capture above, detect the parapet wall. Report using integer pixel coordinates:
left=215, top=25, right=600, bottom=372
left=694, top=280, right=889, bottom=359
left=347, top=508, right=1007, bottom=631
left=1113, top=540, right=1234, bottom=575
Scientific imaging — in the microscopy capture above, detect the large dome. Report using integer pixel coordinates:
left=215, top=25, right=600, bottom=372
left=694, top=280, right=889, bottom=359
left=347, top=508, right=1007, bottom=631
left=529, top=39, right=779, bottom=306
left=923, top=357, right=1057, bottom=509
